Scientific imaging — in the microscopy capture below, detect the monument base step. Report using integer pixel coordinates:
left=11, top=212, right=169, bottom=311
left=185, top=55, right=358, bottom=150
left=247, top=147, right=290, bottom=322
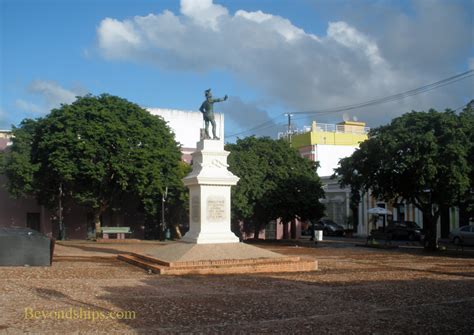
left=117, top=242, right=317, bottom=275
left=118, top=253, right=317, bottom=275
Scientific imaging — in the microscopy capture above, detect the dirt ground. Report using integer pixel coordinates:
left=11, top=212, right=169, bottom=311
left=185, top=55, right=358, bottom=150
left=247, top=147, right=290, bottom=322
left=0, top=239, right=473, bottom=334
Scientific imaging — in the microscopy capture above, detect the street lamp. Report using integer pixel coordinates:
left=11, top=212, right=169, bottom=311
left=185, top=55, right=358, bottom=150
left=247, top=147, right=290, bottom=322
left=58, top=182, right=65, bottom=240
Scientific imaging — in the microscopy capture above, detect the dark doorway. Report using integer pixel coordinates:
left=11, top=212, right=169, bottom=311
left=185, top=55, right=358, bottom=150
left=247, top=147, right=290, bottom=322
left=27, top=213, right=41, bottom=232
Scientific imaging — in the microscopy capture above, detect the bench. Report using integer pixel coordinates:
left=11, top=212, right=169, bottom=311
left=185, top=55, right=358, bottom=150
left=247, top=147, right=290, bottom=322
left=101, top=227, right=131, bottom=240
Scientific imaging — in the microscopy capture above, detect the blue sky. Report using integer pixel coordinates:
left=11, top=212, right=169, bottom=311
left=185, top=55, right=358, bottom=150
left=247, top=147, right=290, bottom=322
left=1, top=0, right=473, bottom=141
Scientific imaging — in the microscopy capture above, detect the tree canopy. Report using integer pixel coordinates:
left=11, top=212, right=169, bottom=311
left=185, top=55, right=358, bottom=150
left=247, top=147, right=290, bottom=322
left=458, top=101, right=474, bottom=221
left=3, top=94, right=183, bottom=238
left=226, top=136, right=325, bottom=238
left=335, top=107, right=472, bottom=250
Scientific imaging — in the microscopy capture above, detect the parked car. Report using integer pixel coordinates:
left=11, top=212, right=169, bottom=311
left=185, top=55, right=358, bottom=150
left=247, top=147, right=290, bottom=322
left=385, top=221, right=423, bottom=241
left=318, top=219, right=344, bottom=236
left=449, top=225, right=474, bottom=246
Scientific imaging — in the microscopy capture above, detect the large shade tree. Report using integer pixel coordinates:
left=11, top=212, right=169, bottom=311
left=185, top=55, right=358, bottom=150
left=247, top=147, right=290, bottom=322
left=335, top=109, right=471, bottom=250
left=226, top=136, right=325, bottom=239
left=3, top=94, right=183, bottom=238
left=458, top=101, right=474, bottom=223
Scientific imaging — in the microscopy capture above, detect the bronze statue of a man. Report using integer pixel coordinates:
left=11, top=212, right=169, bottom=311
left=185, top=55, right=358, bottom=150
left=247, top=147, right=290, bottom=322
left=199, top=88, right=227, bottom=140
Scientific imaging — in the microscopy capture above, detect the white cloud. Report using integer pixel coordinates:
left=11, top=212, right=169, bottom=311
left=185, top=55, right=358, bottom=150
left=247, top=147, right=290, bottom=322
left=15, top=99, right=43, bottom=114
left=327, top=22, right=383, bottom=66
left=96, top=0, right=473, bottom=130
left=235, top=10, right=309, bottom=41
left=97, top=18, right=142, bottom=59
left=180, top=0, right=228, bottom=30
left=28, top=80, right=78, bottom=108
left=13, top=81, right=84, bottom=120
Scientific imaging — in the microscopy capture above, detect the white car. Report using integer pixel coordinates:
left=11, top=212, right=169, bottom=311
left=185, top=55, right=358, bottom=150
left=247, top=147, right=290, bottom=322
left=449, top=225, right=474, bottom=246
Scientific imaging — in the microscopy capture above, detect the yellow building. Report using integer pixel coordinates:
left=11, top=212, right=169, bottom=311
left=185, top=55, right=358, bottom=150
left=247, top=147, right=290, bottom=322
left=291, top=121, right=369, bottom=177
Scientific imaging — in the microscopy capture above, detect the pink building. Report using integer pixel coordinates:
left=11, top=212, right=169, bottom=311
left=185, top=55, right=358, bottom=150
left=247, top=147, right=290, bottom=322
left=239, top=219, right=304, bottom=240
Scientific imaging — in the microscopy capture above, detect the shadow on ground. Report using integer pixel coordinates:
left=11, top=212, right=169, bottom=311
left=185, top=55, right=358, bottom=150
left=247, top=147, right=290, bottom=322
left=97, top=264, right=474, bottom=333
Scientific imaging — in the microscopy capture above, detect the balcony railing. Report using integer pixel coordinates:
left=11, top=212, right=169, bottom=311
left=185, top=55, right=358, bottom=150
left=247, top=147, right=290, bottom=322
left=278, top=123, right=370, bottom=139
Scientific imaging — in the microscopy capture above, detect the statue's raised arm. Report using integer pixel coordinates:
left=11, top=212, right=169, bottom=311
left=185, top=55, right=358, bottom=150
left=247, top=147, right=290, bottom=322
left=199, top=89, right=228, bottom=140
left=211, top=95, right=228, bottom=103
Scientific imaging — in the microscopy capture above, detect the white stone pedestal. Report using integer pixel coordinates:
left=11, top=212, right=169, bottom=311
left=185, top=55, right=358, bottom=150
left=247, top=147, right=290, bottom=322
left=181, top=139, right=240, bottom=244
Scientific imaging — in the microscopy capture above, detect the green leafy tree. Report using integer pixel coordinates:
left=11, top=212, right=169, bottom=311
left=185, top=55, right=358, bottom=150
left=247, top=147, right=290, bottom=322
left=458, top=100, right=474, bottom=223
left=2, top=119, right=39, bottom=197
left=226, top=136, right=325, bottom=239
left=264, top=173, right=326, bottom=238
left=335, top=109, right=471, bottom=250
left=3, top=94, right=183, bottom=238
left=166, top=161, right=192, bottom=239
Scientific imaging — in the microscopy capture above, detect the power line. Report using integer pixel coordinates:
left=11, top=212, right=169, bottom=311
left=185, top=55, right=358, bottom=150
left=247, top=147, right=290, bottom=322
left=294, top=69, right=473, bottom=115
left=225, top=114, right=284, bottom=139
left=453, top=101, right=473, bottom=112
left=224, top=70, right=474, bottom=139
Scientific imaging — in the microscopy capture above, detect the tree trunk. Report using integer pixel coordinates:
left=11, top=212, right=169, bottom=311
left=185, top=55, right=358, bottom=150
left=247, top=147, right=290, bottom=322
left=253, top=221, right=260, bottom=239
left=282, top=221, right=289, bottom=240
left=423, top=212, right=439, bottom=251
left=351, top=205, right=359, bottom=232
left=290, top=219, right=297, bottom=239
left=94, top=212, right=101, bottom=239
left=94, top=205, right=107, bottom=239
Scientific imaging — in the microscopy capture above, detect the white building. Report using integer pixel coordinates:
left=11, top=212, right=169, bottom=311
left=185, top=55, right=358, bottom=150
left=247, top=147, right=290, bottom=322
left=147, top=108, right=223, bottom=163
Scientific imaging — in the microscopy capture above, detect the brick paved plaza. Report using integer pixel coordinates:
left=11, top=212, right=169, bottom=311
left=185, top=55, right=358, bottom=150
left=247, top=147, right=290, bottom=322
left=0, top=239, right=473, bottom=334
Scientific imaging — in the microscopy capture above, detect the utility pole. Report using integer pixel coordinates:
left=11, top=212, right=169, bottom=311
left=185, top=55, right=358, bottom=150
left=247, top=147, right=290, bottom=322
left=284, top=113, right=293, bottom=144
left=161, top=186, right=168, bottom=240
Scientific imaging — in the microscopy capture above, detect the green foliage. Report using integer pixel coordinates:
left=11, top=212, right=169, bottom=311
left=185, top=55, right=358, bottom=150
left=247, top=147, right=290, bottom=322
left=166, top=161, right=192, bottom=238
left=3, top=94, right=183, bottom=228
left=226, top=136, right=325, bottom=237
left=3, top=119, right=40, bottom=197
left=335, top=108, right=472, bottom=249
left=458, top=100, right=474, bottom=220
